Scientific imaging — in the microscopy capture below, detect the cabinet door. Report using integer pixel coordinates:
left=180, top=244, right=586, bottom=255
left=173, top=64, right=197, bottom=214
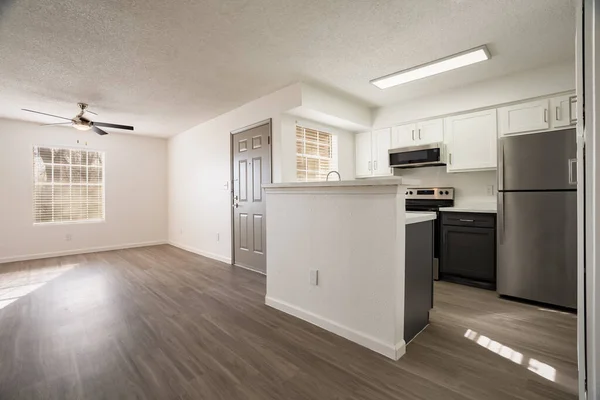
left=391, top=123, right=416, bottom=148
left=355, top=131, right=372, bottom=178
left=551, top=95, right=576, bottom=128
left=441, top=225, right=496, bottom=283
left=498, top=99, right=550, bottom=135
left=445, top=110, right=497, bottom=172
left=416, top=118, right=444, bottom=145
left=372, top=128, right=392, bottom=176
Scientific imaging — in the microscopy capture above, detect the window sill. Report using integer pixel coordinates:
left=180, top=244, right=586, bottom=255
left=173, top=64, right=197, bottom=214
left=33, top=219, right=106, bottom=227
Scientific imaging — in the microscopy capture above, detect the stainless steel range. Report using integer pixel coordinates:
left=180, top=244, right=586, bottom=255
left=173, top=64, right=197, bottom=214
left=405, top=187, right=455, bottom=280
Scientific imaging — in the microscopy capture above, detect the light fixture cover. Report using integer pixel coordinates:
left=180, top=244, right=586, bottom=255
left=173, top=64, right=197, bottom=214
left=371, top=45, right=491, bottom=89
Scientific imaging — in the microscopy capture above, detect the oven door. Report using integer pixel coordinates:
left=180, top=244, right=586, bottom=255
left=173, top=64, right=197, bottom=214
left=389, top=144, right=445, bottom=168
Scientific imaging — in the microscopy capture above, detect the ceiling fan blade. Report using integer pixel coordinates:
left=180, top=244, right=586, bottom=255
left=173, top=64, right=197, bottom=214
left=41, top=122, right=72, bottom=126
left=22, top=109, right=72, bottom=121
left=92, top=121, right=134, bottom=131
left=92, top=126, right=109, bottom=136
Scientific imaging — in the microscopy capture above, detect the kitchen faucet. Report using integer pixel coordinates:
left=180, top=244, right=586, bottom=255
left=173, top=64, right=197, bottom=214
left=326, top=171, right=341, bottom=181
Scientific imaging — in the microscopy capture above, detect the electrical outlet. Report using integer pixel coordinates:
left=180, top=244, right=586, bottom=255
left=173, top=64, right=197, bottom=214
left=486, top=185, right=495, bottom=196
left=309, top=270, right=319, bottom=286
left=65, top=234, right=72, bottom=242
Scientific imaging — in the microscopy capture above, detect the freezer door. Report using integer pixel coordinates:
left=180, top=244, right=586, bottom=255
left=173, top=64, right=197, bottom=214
left=498, top=129, right=577, bottom=191
left=497, top=191, right=577, bottom=308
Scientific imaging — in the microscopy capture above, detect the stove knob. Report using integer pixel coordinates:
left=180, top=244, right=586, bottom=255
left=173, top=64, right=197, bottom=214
left=445, top=191, right=449, bottom=195
left=409, top=191, right=413, bottom=195
left=406, top=191, right=409, bottom=195
left=439, top=191, right=443, bottom=195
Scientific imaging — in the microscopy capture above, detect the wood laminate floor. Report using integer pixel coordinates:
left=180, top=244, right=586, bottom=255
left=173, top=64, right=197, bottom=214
left=0, top=245, right=578, bottom=399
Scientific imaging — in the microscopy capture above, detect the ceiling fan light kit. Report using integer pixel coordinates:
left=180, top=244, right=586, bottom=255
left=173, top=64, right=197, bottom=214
left=21, top=103, right=135, bottom=136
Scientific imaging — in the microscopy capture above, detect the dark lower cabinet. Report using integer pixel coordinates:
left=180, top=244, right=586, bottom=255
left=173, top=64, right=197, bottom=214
left=440, top=212, right=496, bottom=290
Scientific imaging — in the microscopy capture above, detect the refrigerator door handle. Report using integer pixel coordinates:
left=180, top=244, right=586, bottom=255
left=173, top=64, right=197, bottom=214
left=568, top=158, right=577, bottom=185
left=497, top=139, right=504, bottom=191
left=498, top=193, right=504, bottom=244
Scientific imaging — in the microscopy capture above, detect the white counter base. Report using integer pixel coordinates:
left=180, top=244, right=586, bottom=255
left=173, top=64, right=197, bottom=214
left=264, top=179, right=414, bottom=360
left=266, top=296, right=406, bottom=360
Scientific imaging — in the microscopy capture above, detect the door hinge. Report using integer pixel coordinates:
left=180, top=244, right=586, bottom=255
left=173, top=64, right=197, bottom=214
left=268, top=136, right=271, bottom=145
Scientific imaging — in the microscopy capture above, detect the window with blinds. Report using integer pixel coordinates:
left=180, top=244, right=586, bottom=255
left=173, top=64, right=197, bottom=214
left=33, top=146, right=105, bottom=224
left=296, top=125, right=339, bottom=181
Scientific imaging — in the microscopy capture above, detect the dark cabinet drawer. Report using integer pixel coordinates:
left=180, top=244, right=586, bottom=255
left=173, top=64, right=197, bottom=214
left=441, top=212, right=496, bottom=228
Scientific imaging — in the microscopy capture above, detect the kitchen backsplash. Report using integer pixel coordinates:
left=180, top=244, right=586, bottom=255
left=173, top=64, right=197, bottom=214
left=395, top=166, right=497, bottom=204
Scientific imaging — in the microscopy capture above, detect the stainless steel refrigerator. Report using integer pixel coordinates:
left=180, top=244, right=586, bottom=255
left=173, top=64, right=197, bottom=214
left=497, top=128, right=577, bottom=309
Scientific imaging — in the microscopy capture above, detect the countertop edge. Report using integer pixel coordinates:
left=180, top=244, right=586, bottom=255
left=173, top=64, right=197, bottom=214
left=406, top=212, right=437, bottom=225
left=263, top=178, right=420, bottom=189
left=439, top=206, right=497, bottom=214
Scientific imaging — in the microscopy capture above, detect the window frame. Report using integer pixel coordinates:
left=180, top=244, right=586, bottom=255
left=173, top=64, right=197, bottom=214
left=295, top=125, right=339, bottom=182
left=32, top=145, right=106, bottom=226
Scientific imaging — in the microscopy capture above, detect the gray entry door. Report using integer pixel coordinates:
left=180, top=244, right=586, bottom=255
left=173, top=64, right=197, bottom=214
left=231, top=120, right=271, bottom=274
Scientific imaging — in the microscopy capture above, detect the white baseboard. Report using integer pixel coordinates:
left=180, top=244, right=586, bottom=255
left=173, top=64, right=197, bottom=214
left=0, top=240, right=168, bottom=264
left=265, top=296, right=405, bottom=360
left=168, top=241, right=232, bottom=265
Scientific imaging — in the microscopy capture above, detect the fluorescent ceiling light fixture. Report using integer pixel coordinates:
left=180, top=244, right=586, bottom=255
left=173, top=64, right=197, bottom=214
left=371, top=45, right=491, bottom=89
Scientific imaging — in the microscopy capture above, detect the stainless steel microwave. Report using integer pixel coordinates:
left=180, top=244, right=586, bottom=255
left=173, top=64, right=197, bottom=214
left=388, top=143, right=446, bottom=168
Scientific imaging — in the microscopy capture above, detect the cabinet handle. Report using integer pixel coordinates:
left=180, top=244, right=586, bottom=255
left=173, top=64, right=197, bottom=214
left=459, top=219, right=474, bottom=222
left=368, top=161, right=371, bottom=171
left=544, top=108, right=548, bottom=123
left=411, top=130, right=415, bottom=141
left=449, top=153, right=452, bottom=165
left=418, top=129, right=422, bottom=140
left=556, top=106, right=560, bottom=121
left=569, top=96, right=577, bottom=124
left=374, top=160, right=378, bottom=170
left=568, top=158, right=577, bottom=185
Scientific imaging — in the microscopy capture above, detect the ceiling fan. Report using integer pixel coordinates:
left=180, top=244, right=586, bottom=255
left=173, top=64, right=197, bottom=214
left=22, top=103, right=134, bottom=135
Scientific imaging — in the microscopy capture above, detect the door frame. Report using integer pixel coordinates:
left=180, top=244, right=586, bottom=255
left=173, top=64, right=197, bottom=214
left=229, top=118, right=273, bottom=273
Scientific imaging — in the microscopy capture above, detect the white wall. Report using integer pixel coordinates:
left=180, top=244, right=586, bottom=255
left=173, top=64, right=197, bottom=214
left=168, top=84, right=303, bottom=262
left=0, top=119, right=168, bottom=263
left=394, top=167, right=496, bottom=204
left=374, top=62, right=576, bottom=129
left=168, top=83, right=365, bottom=263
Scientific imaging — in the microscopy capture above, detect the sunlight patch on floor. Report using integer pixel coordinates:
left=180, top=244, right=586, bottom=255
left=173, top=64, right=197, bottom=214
left=0, top=264, right=77, bottom=310
left=464, top=329, right=556, bottom=382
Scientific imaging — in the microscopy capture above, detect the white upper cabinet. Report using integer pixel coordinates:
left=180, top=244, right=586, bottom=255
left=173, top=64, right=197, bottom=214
left=355, top=131, right=373, bottom=178
left=498, top=99, right=550, bottom=136
left=355, top=129, right=392, bottom=178
left=391, top=119, right=444, bottom=148
left=372, top=128, right=392, bottom=176
left=551, top=95, right=577, bottom=129
left=415, top=118, right=444, bottom=145
left=445, top=109, right=497, bottom=173
left=391, top=123, right=416, bottom=148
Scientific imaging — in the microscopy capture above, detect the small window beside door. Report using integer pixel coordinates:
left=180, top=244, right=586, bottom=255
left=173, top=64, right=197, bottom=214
left=296, top=125, right=338, bottom=181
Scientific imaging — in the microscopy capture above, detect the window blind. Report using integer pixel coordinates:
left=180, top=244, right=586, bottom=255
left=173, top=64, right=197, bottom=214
left=296, top=125, right=339, bottom=181
left=33, top=146, right=105, bottom=224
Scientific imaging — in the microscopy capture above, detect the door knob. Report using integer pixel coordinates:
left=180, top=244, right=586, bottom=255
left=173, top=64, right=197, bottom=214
left=233, top=203, right=239, bottom=208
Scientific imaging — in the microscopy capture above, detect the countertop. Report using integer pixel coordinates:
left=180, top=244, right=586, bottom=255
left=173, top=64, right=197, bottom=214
left=263, top=178, right=419, bottom=189
left=406, top=212, right=437, bottom=225
left=439, top=204, right=497, bottom=213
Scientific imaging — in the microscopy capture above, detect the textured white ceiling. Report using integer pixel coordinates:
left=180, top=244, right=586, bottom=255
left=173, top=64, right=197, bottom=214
left=0, top=0, right=576, bottom=137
